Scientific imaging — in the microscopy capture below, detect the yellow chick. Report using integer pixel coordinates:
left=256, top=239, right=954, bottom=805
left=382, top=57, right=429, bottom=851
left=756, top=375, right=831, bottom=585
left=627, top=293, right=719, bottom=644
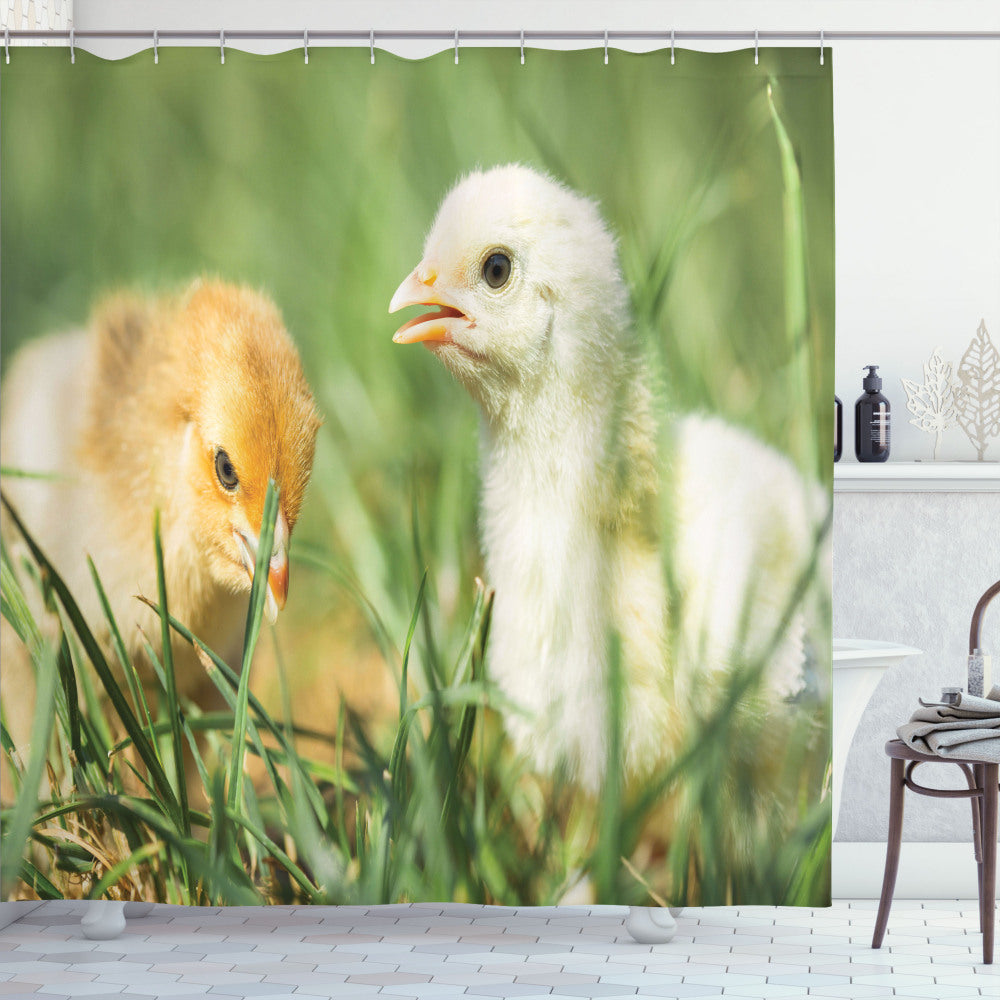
left=1, top=280, right=321, bottom=710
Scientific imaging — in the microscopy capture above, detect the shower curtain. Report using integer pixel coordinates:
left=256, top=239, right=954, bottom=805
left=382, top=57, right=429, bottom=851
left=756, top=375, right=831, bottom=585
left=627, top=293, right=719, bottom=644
left=0, top=44, right=834, bottom=908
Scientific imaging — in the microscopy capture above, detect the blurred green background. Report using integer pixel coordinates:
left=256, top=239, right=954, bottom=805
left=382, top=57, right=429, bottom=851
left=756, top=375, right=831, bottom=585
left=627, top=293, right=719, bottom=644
left=1, top=46, right=834, bottom=905
left=2, top=44, right=833, bottom=644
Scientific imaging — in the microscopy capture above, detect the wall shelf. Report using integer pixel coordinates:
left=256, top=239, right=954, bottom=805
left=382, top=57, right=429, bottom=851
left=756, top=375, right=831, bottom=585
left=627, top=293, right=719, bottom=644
left=834, top=461, right=1000, bottom=492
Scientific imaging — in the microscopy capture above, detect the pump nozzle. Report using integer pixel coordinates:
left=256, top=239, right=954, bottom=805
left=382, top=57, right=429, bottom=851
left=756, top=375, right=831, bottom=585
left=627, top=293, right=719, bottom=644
left=862, top=365, right=882, bottom=392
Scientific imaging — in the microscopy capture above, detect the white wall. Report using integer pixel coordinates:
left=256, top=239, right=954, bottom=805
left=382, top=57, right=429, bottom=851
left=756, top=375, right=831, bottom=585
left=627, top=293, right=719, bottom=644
left=835, top=42, right=1000, bottom=461
left=834, top=491, right=1000, bottom=843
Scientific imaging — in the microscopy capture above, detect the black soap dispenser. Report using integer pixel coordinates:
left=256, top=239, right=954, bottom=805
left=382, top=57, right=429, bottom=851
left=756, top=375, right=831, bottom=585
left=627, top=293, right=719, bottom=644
left=855, top=365, right=890, bottom=463
left=834, top=396, right=843, bottom=462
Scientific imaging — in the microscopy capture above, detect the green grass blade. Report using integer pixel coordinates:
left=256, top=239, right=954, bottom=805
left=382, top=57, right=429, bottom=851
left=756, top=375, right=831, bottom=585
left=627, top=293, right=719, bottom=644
left=767, top=77, right=821, bottom=478
left=87, top=556, right=156, bottom=744
left=228, top=479, right=279, bottom=814
left=592, top=631, right=624, bottom=903
left=767, top=80, right=808, bottom=349
left=223, top=808, right=323, bottom=902
left=388, top=572, right=427, bottom=804
left=208, top=767, right=237, bottom=874
left=0, top=491, right=181, bottom=825
left=333, top=700, right=350, bottom=855
left=0, top=720, right=23, bottom=787
left=441, top=584, right=493, bottom=823
left=400, top=571, right=427, bottom=718
left=19, top=859, right=62, bottom=899
left=136, top=632, right=215, bottom=799
left=153, top=510, right=190, bottom=837
left=137, top=595, right=335, bottom=819
left=410, top=497, right=443, bottom=687
left=0, top=644, right=58, bottom=899
left=180, top=715, right=212, bottom=798
left=783, top=804, right=832, bottom=904
left=53, top=631, right=82, bottom=762
left=69, top=632, right=114, bottom=764
left=0, top=467, right=67, bottom=480
left=0, top=545, right=44, bottom=652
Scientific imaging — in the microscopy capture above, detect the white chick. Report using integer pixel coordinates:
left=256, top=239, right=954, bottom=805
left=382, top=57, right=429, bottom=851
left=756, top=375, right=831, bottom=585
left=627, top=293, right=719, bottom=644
left=390, top=165, right=825, bottom=790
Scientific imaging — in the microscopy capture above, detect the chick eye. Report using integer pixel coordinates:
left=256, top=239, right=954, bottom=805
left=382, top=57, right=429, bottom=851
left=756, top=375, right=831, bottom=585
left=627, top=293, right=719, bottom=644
left=215, top=449, right=239, bottom=492
left=482, top=252, right=512, bottom=289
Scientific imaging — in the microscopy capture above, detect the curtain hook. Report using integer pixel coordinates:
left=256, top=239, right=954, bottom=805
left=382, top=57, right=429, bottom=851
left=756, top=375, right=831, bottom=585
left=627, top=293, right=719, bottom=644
left=520, top=29, right=525, bottom=66
left=604, top=29, right=609, bottom=65
left=370, top=29, right=375, bottom=65
left=220, top=29, right=225, bottom=65
left=304, top=29, right=309, bottom=64
left=820, top=28, right=825, bottom=65
left=754, top=28, right=759, bottom=66
left=4, top=27, right=9, bottom=65
left=670, top=28, right=675, bottom=65
left=70, top=27, right=75, bottom=63
left=153, top=28, right=158, bottom=64
left=454, top=29, right=459, bottom=65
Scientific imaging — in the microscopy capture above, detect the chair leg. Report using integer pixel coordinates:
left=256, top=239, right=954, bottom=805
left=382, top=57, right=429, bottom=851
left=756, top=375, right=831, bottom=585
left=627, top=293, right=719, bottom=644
left=873, top=757, right=905, bottom=950
left=973, top=763, right=985, bottom=933
left=981, top=764, right=997, bottom=965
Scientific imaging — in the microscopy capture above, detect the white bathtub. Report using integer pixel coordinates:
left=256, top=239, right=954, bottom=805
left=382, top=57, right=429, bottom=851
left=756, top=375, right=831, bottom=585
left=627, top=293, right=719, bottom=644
left=831, top=639, right=922, bottom=831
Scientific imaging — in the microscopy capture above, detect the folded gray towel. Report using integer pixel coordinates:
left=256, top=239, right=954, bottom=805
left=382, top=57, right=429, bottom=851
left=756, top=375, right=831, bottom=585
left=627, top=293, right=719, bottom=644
left=896, top=684, right=1000, bottom=763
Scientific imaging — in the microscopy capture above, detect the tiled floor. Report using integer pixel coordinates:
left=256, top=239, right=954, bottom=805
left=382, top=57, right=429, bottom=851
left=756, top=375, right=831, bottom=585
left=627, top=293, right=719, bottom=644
left=0, top=899, right=994, bottom=999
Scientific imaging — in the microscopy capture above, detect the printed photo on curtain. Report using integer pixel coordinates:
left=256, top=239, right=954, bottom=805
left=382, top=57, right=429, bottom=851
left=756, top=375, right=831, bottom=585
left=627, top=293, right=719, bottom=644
left=0, top=44, right=834, bottom=909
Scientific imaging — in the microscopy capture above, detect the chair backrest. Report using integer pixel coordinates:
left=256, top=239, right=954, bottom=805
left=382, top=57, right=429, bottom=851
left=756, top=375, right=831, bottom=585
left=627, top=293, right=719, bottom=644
left=969, top=579, right=1000, bottom=653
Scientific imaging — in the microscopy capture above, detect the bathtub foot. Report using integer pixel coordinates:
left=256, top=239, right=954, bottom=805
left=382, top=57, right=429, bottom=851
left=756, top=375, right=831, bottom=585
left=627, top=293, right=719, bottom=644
left=625, top=905, right=677, bottom=943
left=80, top=900, right=126, bottom=940
left=123, top=901, right=155, bottom=918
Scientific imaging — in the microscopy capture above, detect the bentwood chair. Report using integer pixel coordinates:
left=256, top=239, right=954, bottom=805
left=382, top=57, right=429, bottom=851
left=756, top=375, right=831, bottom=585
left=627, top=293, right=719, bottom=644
left=872, top=580, right=1000, bottom=965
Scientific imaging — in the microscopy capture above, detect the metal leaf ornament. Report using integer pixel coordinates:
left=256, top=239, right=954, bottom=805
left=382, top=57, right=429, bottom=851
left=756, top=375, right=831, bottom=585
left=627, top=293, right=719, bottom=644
left=956, top=319, right=1000, bottom=460
left=901, top=349, right=963, bottom=459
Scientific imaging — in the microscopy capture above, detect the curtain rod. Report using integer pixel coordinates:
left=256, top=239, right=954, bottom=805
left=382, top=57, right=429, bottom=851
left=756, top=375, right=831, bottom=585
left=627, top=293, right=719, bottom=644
left=4, top=29, right=1000, bottom=44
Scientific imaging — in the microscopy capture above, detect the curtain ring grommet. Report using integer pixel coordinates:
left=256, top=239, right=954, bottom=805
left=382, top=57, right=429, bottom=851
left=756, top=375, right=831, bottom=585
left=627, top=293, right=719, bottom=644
left=370, top=29, right=375, bottom=65
left=220, top=29, right=225, bottom=65
left=820, top=28, right=825, bottom=65
left=754, top=28, right=759, bottom=66
left=70, top=28, right=75, bottom=64
left=520, top=29, right=525, bottom=65
left=604, top=29, right=609, bottom=65
left=670, top=28, right=675, bottom=65
left=153, top=29, right=159, bottom=64
left=454, top=29, right=459, bottom=65
left=304, top=29, right=309, bottom=65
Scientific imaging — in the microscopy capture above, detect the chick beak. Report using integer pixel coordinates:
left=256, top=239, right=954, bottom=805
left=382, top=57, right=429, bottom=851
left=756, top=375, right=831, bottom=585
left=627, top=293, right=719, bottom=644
left=267, top=548, right=289, bottom=615
left=234, top=511, right=290, bottom=625
left=389, top=267, right=471, bottom=345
